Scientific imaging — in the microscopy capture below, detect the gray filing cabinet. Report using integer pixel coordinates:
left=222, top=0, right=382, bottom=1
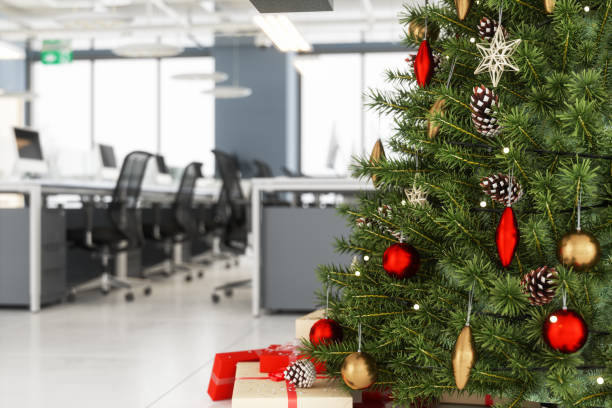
left=261, top=207, right=352, bottom=311
left=0, top=208, right=66, bottom=306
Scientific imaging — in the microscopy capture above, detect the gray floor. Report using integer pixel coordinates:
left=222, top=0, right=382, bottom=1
left=0, top=257, right=299, bottom=408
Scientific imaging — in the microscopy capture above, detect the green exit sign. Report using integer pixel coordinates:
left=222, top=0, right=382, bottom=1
left=41, top=40, right=73, bottom=65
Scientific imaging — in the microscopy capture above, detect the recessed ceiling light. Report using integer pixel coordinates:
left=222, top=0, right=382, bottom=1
left=173, top=72, right=229, bottom=82
left=253, top=15, right=312, bottom=52
left=202, top=86, right=252, bottom=99
left=112, top=43, right=184, bottom=58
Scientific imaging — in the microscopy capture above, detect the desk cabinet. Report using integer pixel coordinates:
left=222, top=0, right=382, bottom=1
left=261, top=207, right=352, bottom=311
left=0, top=208, right=66, bottom=306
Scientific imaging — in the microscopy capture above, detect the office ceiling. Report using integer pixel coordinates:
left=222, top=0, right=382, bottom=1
left=0, top=0, right=412, bottom=47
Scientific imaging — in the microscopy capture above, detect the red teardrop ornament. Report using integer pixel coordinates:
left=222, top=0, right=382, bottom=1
left=414, top=40, right=434, bottom=87
left=496, top=206, right=519, bottom=267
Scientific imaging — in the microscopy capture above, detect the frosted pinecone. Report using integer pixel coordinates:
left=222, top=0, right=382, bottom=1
left=480, top=174, right=523, bottom=205
left=521, top=266, right=558, bottom=306
left=284, top=359, right=317, bottom=388
left=470, top=85, right=500, bottom=137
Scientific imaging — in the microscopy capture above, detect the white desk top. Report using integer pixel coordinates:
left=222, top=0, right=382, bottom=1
left=250, top=176, right=373, bottom=191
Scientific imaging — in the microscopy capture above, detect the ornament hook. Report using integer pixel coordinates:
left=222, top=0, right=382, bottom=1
left=424, top=0, right=429, bottom=40
left=577, top=187, right=582, bottom=231
left=357, top=322, right=363, bottom=353
left=446, top=57, right=457, bottom=88
left=325, top=273, right=330, bottom=318
left=466, top=282, right=475, bottom=326
left=562, top=287, right=567, bottom=310
left=506, top=164, right=515, bottom=207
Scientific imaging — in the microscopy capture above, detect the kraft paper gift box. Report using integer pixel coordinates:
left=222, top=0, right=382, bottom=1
left=207, top=349, right=264, bottom=401
left=231, top=362, right=353, bottom=408
left=295, top=309, right=326, bottom=340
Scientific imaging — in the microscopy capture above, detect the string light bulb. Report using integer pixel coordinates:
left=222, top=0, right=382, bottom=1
left=550, top=315, right=558, bottom=323
left=470, top=37, right=476, bottom=43
left=480, top=201, right=487, bottom=208
left=413, top=303, right=420, bottom=310
left=584, top=5, right=590, bottom=12
left=363, top=255, right=370, bottom=262
left=596, top=376, right=604, bottom=385
left=401, top=199, right=407, bottom=206
left=355, top=270, right=361, bottom=277
left=502, top=147, right=510, bottom=154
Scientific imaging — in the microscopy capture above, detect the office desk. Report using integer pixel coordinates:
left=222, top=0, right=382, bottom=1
left=251, top=177, right=374, bottom=317
left=0, top=178, right=220, bottom=312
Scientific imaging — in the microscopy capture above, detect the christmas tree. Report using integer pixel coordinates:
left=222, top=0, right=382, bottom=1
left=304, top=0, right=611, bottom=406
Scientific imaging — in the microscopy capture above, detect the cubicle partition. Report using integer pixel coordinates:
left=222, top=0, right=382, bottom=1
left=251, top=177, right=374, bottom=316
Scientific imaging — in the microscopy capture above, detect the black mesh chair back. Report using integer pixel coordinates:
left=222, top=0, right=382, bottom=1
left=253, top=160, right=274, bottom=178
left=112, top=151, right=153, bottom=208
left=212, top=150, right=247, bottom=234
left=110, top=151, right=153, bottom=247
left=174, top=162, right=203, bottom=234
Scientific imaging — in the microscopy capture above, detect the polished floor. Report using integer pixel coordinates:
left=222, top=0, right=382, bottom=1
left=0, top=257, right=299, bottom=408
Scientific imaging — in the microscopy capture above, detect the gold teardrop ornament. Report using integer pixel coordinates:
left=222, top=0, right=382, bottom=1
left=452, top=325, right=476, bottom=390
left=428, top=98, right=446, bottom=139
left=543, top=0, right=555, bottom=13
left=369, top=139, right=386, bottom=185
left=454, top=0, right=471, bottom=20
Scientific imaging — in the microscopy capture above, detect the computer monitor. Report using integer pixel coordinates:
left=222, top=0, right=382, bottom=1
left=97, top=143, right=119, bottom=180
left=99, top=144, right=117, bottom=169
left=14, top=127, right=48, bottom=177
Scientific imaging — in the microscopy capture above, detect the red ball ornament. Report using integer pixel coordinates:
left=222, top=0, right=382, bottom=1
left=414, top=40, right=434, bottom=87
left=383, top=243, right=420, bottom=279
left=309, top=318, right=343, bottom=346
left=543, top=308, right=588, bottom=354
left=496, top=206, right=519, bottom=268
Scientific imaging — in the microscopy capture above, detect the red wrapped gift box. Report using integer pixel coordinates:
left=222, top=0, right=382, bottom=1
left=260, top=343, right=326, bottom=374
left=207, top=349, right=264, bottom=401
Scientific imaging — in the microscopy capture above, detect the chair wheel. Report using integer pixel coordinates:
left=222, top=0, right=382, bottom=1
left=234, top=259, right=239, bottom=266
left=66, top=293, right=76, bottom=303
left=224, top=288, right=233, bottom=297
left=198, top=271, right=204, bottom=278
left=125, top=292, right=135, bottom=302
left=212, top=293, right=220, bottom=303
left=185, top=274, right=193, bottom=282
left=101, top=288, right=110, bottom=296
left=144, top=287, right=152, bottom=296
left=225, top=262, right=231, bottom=269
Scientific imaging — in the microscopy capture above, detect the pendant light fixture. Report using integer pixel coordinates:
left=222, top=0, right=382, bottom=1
left=111, top=0, right=183, bottom=58
left=203, top=39, right=252, bottom=99
left=172, top=72, right=229, bottom=82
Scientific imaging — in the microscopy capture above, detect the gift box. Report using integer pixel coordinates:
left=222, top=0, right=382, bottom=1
left=232, top=362, right=353, bottom=408
left=440, top=392, right=540, bottom=408
left=353, top=390, right=394, bottom=407
left=260, top=342, right=326, bottom=374
left=260, top=343, right=300, bottom=374
left=295, top=309, right=326, bottom=339
left=207, top=349, right=264, bottom=401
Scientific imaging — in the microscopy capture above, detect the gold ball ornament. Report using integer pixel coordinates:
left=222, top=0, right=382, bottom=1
left=341, top=351, right=377, bottom=390
left=557, top=230, right=601, bottom=271
left=543, top=0, right=555, bottom=13
left=409, top=20, right=440, bottom=42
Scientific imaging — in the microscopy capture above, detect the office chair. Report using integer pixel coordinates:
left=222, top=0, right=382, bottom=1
left=66, top=151, right=154, bottom=302
left=143, top=162, right=208, bottom=281
left=210, top=150, right=251, bottom=303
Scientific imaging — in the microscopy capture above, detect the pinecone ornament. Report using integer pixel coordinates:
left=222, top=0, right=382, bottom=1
left=480, top=174, right=523, bottom=205
left=405, top=53, right=442, bottom=74
left=284, top=359, right=317, bottom=388
left=470, top=85, right=500, bottom=137
left=521, top=266, right=558, bottom=306
left=478, top=17, right=509, bottom=40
